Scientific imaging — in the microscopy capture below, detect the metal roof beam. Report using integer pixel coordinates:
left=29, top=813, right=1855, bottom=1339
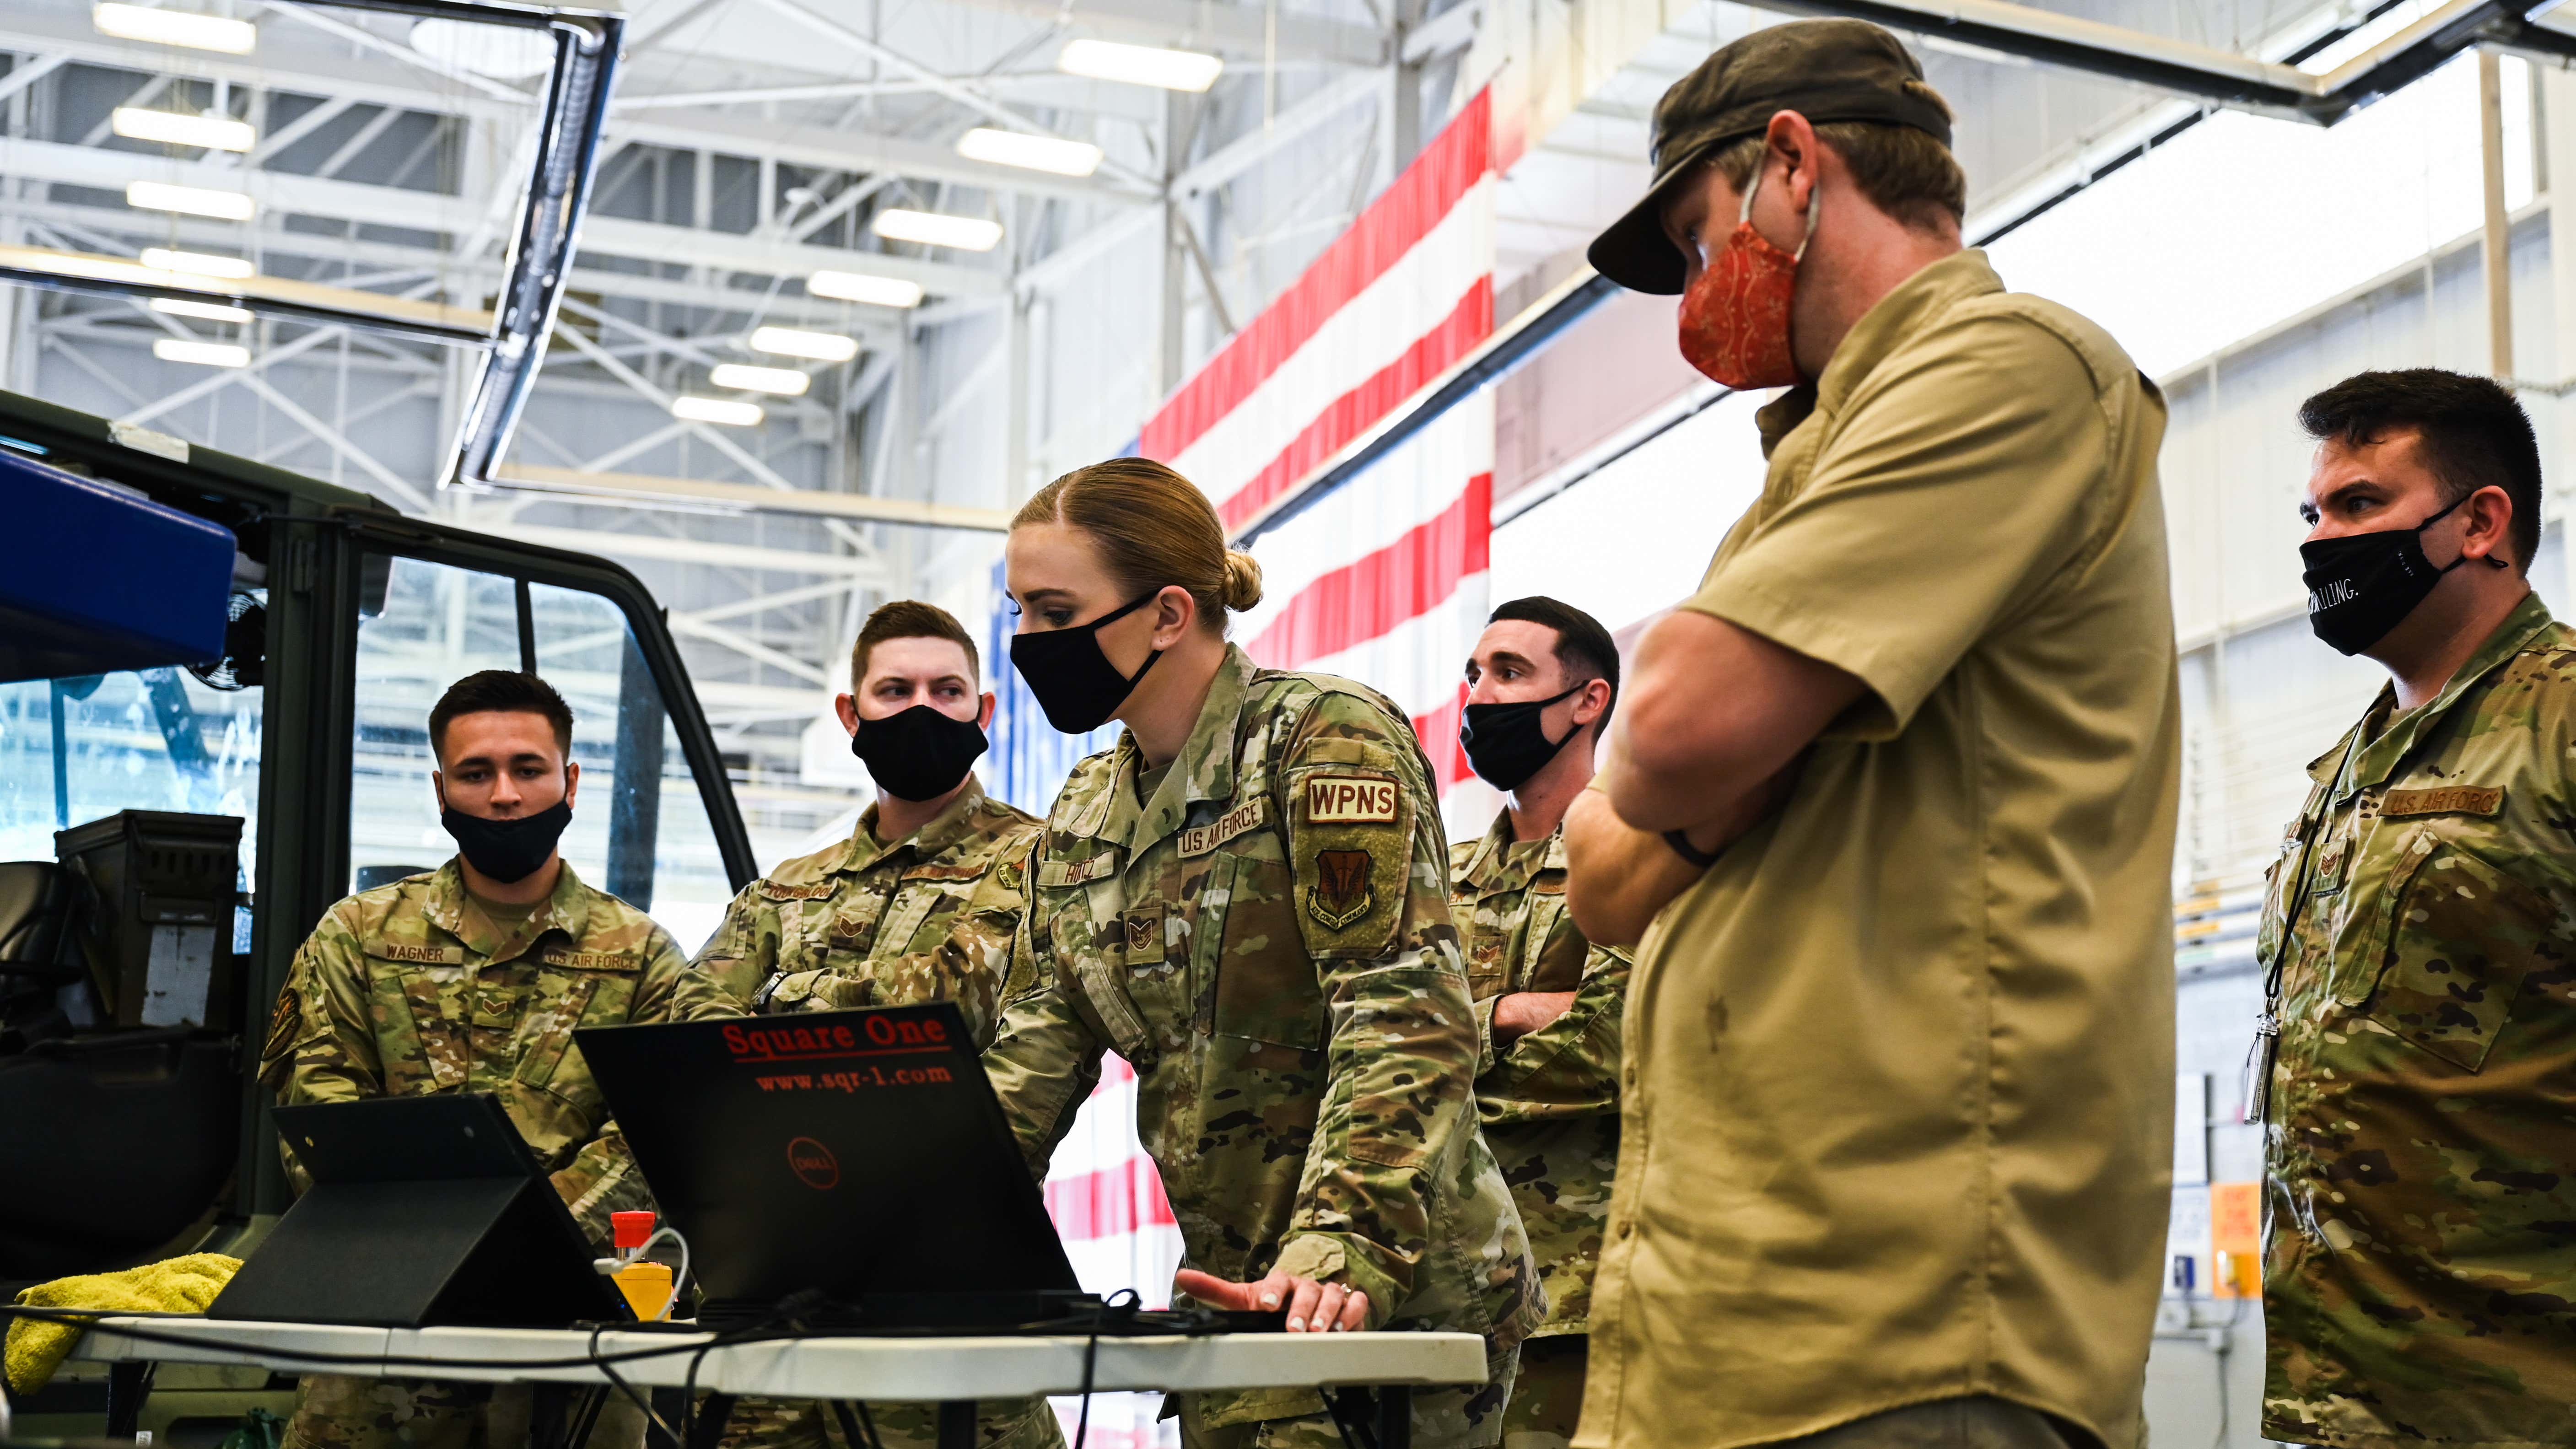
left=611, top=111, right=1153, bottom=206
left=492, top=463, right=1013, bottom=530
left=0, top=192, right=910, bottom=332
left=938, top=0, right=1387, bottom=67
left=0, top=12, right=1150, bottom=201
left=0, top=135, right=1006, bottom=298
left=504, top=523, right=889, bottom=578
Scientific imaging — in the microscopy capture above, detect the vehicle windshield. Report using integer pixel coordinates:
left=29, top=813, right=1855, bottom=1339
left=0, top=656, right=263, bottom=959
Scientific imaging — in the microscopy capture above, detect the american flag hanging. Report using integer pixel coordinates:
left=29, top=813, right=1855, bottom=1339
left=1143, top=87, right=1500, bottom=804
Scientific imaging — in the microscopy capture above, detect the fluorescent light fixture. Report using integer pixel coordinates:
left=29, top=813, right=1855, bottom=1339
left=1057, top=39, right=1223, bottom=92
left=749, top=326, right=858, bottom=362
left=127, top=180, right=255, bottom=221
left=708, top=363, right=810, bottom=396
left=956, top=127, right=1103, bottom=178
left=151, top=297, right=253, bottom=323
left=154, top=338, right=249, bottom=367
left=409, top=17, right=559, bottom=80
left=140, top=247, right=254, bottom=279
left=806, top=270, right=924, bottom=308
left=93, top=3, right=257, bottom=54
left=112, top=107, right=255, bottom=151
left=871, top=210, right=1002, bottom=252
left=672, top=395, right=764, bottom=427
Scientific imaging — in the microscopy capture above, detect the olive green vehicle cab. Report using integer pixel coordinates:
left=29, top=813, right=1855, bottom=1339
left=0, top=388, right=758, bottom=1441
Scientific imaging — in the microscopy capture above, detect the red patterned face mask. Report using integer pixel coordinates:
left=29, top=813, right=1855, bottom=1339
left=1676, top=166, right=1819, bottom=389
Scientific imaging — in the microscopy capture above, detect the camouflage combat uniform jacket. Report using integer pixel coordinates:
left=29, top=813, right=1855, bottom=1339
left=261, top=859, right=688, bottom=1248
left=679, top=781, right=1042, bottom=1046
left=985, top=646, right=1542, bottom=1443
left=2257, top=593, right=2576, bottom=1449
left=1450, top=813, right=1628, bottom=1338
left=673, top=783, right=1062, bottom=1449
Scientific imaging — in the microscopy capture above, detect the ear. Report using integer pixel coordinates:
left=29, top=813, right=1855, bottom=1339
left=1152, top=584, right=1198, bottom=647
left=2463, top=485, right=2517, bottom=569
left=835, top=691, right=861, bottom=735
left=1763, top=109, right=1820, bottom=212
left=562, top=760, right=580, bottom=809
left=431, top=770, right=447, bottom=813
left=1569, top=678, right=1611, bottom=729
left=975, top=690, right=997, bottom=730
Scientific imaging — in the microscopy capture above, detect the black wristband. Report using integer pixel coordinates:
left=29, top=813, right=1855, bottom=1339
left=1662, top=828, right=1719, bottom=868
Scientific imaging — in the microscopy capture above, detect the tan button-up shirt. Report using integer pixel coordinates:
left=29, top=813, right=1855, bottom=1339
left=1579, top=250, right=2181, bottom=1449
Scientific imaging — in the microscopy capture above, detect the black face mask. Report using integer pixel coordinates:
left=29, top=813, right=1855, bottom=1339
left=851, top=703, right=990, bottom=803
left=1460, top=685, right=1584, bottom=792
left=442, top=795, right=572, bottom=884
left=1008, top=593, right=1164, bottom=734
left=2301, top=494, right=2501, bottom=656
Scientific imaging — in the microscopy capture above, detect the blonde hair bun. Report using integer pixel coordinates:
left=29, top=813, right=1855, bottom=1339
left=1221, top=549, right=1265, bottom=612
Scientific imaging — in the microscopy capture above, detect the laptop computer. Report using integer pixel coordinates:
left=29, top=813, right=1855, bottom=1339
left=575, top=1003, right=1090, bottom=1330
left=210, top=1093, right=631, bottom=1327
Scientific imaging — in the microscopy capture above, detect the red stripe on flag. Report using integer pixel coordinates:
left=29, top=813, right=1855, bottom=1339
left=1245, top=473, right=1492, bottom=668
left=1412, top=689, right=1471, bottom=792
left=1141, top=90, right=1492, bottom=467
left=1210, top=282, right=1492, bottom=531
left=1045, top=1154, right=1175, bottom=1242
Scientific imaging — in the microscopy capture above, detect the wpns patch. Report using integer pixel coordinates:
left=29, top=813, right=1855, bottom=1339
left=1308, top=848, right=1374, bottom=930
left=1305, top=775, right=1397, bottom=824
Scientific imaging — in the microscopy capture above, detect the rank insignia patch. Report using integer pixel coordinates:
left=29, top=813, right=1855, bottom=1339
left=1308, top=848, right=1374, bottom=930
left=1124, top=904, right=1166, bottom=965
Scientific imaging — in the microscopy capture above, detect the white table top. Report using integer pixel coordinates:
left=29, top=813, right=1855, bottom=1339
left=71, top=1318, right=1489, bottom=1401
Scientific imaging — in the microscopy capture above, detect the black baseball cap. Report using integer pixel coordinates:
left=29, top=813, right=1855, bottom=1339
left=1586, top=19, right=1953, bottom=295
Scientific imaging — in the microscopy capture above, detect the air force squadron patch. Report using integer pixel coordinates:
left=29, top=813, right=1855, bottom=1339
left=1308, top=848, right=1374, bottom=930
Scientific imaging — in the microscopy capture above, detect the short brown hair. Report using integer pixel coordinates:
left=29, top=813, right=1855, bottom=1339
left=851, top=600, right=980, bottom=686
left=1012, top=458, right=1264, bottom=634
left=1489, top=595, right=1621, bottom=735
left=2297, top=369, right=2544, bottom=571
left=1709, top=107, right=1964, bottom=233
left=428, top=670, right=573, bottom=761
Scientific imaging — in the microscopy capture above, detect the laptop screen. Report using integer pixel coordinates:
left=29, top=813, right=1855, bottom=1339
left=575, top=1003, right=1084, bottom=1309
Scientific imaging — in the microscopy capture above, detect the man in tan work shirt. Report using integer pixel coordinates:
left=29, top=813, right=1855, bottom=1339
left=1563, top=20, right=2179, bottom=1449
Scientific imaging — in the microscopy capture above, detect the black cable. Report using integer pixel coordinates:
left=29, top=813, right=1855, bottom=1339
left=1073, top=1289, right=1142, bottom=1449
left=2209, top=1292, right=2248, bottom=1449
left=0, top=1304, right=798, bottom=1374
left=588, top=1322, right=683, bottom=1449
left=679, top=1293, right=817, bottom=1449
left=829, top=1398, right=884, bottom=1449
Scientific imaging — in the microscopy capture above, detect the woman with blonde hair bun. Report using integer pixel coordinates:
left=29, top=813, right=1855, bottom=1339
left=983, top=457, right=1540, bottom=1449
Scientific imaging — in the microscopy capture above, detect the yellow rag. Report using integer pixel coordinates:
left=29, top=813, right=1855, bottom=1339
left=5, top=1252, right=241, bottom=1395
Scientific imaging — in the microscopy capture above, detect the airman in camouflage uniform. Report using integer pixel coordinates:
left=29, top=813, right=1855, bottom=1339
left=259, top=858, right=688, bottom=1449
left=984, top=645, right=1544, bottom=1449
left=2257, top=589, right=2576, bottom=1448
left=674, top=780, right=1062, bottom=1449
left=678, top=781, right=1042, bottom=1042
left=1449, top=817, right=1627, bottom=1449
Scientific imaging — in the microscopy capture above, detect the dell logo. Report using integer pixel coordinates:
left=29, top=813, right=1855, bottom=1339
left=786, top=1135, right=840, bottom=1190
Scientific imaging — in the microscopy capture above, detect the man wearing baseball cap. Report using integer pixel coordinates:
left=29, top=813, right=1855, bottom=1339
left=1562, top=19, right=2180, bottom=1449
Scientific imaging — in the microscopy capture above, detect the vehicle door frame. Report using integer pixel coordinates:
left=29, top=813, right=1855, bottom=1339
left=244, top=505, right=756, bottom=1215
